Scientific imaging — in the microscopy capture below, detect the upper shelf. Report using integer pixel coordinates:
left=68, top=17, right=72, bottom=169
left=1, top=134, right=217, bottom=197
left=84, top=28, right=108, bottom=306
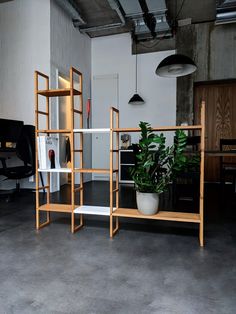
left=73, top=128, right=110, bottom=133
left=113, top=125, right=202, bottom=132
left=37, top=88, right=81, bottom=97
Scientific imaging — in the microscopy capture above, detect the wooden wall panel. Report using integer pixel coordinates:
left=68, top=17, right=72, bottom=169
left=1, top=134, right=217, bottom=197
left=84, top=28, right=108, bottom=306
left=194, top=82, right=236, bottom=182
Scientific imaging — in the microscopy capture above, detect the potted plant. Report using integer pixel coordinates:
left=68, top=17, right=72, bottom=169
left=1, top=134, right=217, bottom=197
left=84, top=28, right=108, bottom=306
left=130, top=121, right=189, bottom=215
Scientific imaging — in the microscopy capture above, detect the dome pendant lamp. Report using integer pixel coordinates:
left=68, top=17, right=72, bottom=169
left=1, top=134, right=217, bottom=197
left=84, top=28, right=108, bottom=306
left=129, top=44, right=144, bottom=105
left=155, top=54, right=197, bottom=78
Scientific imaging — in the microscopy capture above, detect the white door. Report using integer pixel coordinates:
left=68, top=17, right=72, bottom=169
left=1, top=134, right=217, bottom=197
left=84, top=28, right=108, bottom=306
left=92, top=74, right=119, bottom=180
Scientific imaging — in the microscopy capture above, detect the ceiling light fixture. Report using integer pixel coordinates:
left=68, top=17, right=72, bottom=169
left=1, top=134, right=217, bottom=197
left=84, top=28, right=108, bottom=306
left=155, top=54, right=197, bottom=78
left=129, top=43, right=145, bottom=105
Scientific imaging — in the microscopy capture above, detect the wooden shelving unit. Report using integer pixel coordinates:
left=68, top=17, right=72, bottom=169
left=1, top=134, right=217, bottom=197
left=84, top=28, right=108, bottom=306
left=35, top=68, right=205, bottom=246
left=35, top=68, right=118, bottom=233
left=110, top=102, right=205, bottom=246
left=35, top=67, right=85, bottom=233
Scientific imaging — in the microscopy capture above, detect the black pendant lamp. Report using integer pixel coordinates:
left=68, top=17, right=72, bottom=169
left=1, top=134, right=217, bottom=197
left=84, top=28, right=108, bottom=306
left=155, top=54, right=197, bottom=78
left=129, top=45, right=144, bottom=105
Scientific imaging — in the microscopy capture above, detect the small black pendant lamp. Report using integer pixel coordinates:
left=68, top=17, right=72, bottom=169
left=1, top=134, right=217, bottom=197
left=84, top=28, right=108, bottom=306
left=129, top=43, right=145, bottom=105
left=155, top=54, right=197, bottom=78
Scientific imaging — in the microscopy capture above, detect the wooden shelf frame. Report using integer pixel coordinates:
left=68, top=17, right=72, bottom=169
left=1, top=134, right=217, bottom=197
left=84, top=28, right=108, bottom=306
left=35, top=67, right=205, bottom=246
left=34, top=67, right=83, bottom=233
left=110, top=102, right=206, bottom=246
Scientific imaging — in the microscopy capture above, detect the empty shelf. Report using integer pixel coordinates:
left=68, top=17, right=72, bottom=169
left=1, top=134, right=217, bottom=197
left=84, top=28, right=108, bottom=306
left=37, top=88, right=81, bottom=97
left=38, top=168, right=72, bottom=173
left=113, top=125, right=202, bottom=132
left=74, top=205, right=113, bottom=216
left=112, top=208, right=201, bottom=223
left=38, top=203, right=78, bottom=213
left=36, top=129, right=71, bottom=134
left=75, top=168, right=118, bottom=173
left=73, top=128, right=110, bottom=133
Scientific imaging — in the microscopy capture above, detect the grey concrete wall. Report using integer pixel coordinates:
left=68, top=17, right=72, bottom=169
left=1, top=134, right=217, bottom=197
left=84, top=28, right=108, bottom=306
left=176, top=22, right=236, bottom=124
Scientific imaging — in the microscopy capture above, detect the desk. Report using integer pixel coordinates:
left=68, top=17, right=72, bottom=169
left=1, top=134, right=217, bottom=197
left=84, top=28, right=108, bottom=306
left=0, top=145, right=16, bottom=158
left=205, top=150, right=236, bottom=157
left=205, top=150, right=236, bottom=192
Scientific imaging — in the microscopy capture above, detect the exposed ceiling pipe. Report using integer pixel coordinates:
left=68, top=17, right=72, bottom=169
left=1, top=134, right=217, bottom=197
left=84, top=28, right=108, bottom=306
left=216, top=0, right=236, bottom=24
left=54, top=0, right=86, bottom=25
left=78, top=0, right=125, bottom=33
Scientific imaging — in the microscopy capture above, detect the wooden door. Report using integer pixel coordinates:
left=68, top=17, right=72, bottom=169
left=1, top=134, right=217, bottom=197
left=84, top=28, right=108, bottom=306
left=194, top=82, right=236, bottom=182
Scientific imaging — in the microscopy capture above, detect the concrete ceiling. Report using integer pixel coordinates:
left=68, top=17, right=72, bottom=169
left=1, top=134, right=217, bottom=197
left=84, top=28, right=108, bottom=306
left=74, top=0, right=130, bottom=37
left=55, top=0, right=236, bottom=54
left=74, top=0, right=216, bottom=38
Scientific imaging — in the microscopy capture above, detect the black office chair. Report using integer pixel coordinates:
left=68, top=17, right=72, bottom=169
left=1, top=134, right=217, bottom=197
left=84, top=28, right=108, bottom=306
left=220, top=139, right=236, bottom=193
left=172, top=135, right=200, bottom=210
left=0, top=125, right=35, bottom=193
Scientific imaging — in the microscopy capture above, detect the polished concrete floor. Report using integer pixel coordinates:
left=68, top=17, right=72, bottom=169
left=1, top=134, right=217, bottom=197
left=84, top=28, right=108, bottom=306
left=0, top=182, right=236, bottom=314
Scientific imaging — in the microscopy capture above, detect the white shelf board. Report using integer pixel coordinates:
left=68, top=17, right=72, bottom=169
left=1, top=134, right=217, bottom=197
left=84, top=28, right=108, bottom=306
left=74, top=205, right=114, bottom=216
left=73, top=128, right=110, bottom=133
left=38, top=168, right=72, bottom=173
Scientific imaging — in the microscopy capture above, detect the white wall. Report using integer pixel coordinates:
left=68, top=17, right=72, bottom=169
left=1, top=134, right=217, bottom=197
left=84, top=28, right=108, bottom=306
left=50, top=0, right=92, bottom=184
left=91, top=33, right=176, bottom=144
left=0, top=0, right=50, bottom=123
left=91, top=33, right=176, bottom=147
left=0, top=0, right=92, bottom=190
left=0, top=0, right=50, bottom=189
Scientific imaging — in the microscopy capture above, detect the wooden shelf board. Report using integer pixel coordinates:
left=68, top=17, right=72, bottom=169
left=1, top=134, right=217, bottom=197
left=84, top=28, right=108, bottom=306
left=37, top=88, right=81, bottom=97
left=74, top=205, right=113, bottom=216
left=112, top=208, right=200, bottom=223
left=113, top=125, right=202, bottom=132
left=74, top=168, right=118, bottom=173
left=38, top=203, right=78, bottom=213
left=38, top=168, right=71, bottom=173
left=36, top=129, right=71, bottom=134
left=73, top=128, right=110, bottom=133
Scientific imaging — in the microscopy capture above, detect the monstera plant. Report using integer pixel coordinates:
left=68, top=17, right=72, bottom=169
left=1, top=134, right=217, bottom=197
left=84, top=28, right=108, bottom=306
left=130, top=121, right=189, bottom=215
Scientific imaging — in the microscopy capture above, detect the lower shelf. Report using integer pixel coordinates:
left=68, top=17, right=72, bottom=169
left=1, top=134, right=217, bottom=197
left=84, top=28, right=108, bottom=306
left=74, top=205, right=112, bottom=216
left=37, top=203, right=113, bottom=216
left=112, top=208, right=201, bottom=223
left=37, top=204, right=200, bottom=223
left=37, top=203, right=77, bottom=213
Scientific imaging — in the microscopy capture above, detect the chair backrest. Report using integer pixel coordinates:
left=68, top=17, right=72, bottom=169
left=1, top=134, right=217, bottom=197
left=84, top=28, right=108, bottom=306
left=16, top=125, right=35, bottom=169
left=186, top=136, right=201, bottom=151
left=220, top=138, right=236, bottom=151
left=174, top=135, right=200, bottom=152
left=220, top=138, right=236, bottom=167
left=0, top=118, right=23, bottom=145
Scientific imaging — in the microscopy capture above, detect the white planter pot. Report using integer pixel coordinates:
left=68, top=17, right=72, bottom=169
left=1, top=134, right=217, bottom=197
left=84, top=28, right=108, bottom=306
left=136, top=191, right=159, bottom=215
